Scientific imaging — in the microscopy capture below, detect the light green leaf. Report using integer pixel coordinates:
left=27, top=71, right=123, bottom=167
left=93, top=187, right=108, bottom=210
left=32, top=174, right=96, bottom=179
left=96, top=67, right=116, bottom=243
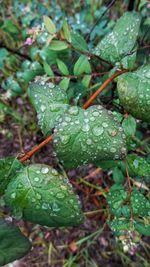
left=73, top=55, right=91, bottom=76
left=82, top=75, right=91, bottom=88
left=43, top=62, right=54, bottom=77
left=56, top=59, right=69, bottom=75
left=117, top=64, right=150, bottom=123
left=43, top=16, right=56, bottom=34
left=122, top=115, right=136, bottom=137
left=0, top=157, right=23, bottom=196
left=59, top=78, right=70, bottom=91
left=4, top=164, right=84, bottom=227
left=62, top=19, right=71, bottom=42
left=71, top=32, right=88, bottom=52
left=0, top=219, right=31, bottom=266
left=49, top=40, right=68, bottom=51
left=53, top=105, right=127, bottom=169
left=126, top=154, right=150, bottom=177
left=94, top=12, right=141, bottom=64
left=28, top=81, right=69, bottom=136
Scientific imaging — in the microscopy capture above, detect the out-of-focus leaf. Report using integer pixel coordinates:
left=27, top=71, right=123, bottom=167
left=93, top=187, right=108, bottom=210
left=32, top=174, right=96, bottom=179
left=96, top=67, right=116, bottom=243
left=73, top=55, right=91, bottom=75
left=43, top=16, right=56, bottom=34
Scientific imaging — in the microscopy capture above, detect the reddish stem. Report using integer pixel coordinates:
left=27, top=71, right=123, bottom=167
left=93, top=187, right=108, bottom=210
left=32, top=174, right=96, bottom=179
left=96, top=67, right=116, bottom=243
left=19, top=69, right=128, bottom=162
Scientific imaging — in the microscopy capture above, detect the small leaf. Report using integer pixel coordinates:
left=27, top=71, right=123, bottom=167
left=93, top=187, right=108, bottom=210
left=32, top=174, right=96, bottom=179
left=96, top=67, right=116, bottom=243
left=43, top=16, right=56, bottom=34
left=131, top=189, right=150, bottom=216
left=126, top=154, right=150, bottom=177
left=94, top=12, right=141, bottom=64
left=28, top=81, right=69, bottom=136
left=62, top=19, right=71, bottom=42
left=122, top=115, right=136, bottom=137
left=73, top=55, right=91, bottom=76
left=53, top=105, right=127, bottom=169
left=0, top=219, right=31, bottom=265
left=0, top=157, right=23, bottom=196
left=82, top=75, right=91, bottom=88
left=134, top=221, right=150, bottom=236
left=49, top=40, right=68, bottom=51
left=4, top=164, right=84, bottom=227
left=59, top=78, right=70, bottom=91
left=43, top=62, right=54, bottom=77
left=112, top=167, right=125, bottom=184
left=71, top=32, right=88, bottom=52
left=108, top=218, right=131, bottom=236
left=56, top=59, right=69, bottom=75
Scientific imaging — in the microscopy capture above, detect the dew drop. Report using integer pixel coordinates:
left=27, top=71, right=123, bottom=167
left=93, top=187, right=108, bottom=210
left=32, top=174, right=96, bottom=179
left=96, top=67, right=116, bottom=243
left=92, top=126, right=104, bottom=136
left=41, top=167, right=49, bottom=174
left=11, top=192, right=16, bottom=199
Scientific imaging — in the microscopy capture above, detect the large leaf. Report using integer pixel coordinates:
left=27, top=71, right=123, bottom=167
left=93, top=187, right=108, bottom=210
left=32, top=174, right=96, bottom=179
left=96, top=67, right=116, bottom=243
left=94, top=12, right=141, bottom=64
left=28, top=81, right=69, bottom=136
left=126, top=154, right=150, bottom=177
left=117, top=64, right=150, bottom=123
left=0, top=219, right=31, bottom=265
left=53, top=105, right=127, bottom=169
left=0, top=157, right=23, bottom=196
left=4, top=164, right=84, bottom=227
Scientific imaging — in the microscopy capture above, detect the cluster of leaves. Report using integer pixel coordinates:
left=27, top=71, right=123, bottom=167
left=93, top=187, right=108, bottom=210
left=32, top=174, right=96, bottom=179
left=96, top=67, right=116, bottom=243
left=0, top=3, right=150, bottom=265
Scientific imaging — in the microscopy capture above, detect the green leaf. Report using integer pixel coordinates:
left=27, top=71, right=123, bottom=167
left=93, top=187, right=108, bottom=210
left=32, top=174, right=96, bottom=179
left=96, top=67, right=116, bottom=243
left=82, top=75, right=91, bottom=88
left=108, top=218, right=131, bottom=236
left=73, top=55, right=91, bottom=76
left=131, top=189, right=150, bottom=216
left=4, top=164, right=84, bottom=227
left=59, top=78, right=70, bottom=91
left=62, top=19, right=71, bottom=42
left=120, top=50, right=137, bottom=70
left=28, top=81, right=69, bottom=136
left=94, top=12, right=141, bottom=64
left=43, top=62, right=54, bottom=77
left=53, top=105, right=127, bottom=169
left=126, top=154, right=150, bottom=177
left=0, top=157, right=23, bottom=196
left=107, top=185, right=128, bottom=217
left=134, top=221, right=150, bottom=236
left=112, top=167, right=125, bottom=184
left=56, top=59, right=69, bottom=75
left=43, top=16, right=56, bottom=34
left=0, top=219, right=31, bottom=265
left=117, top=64, right=150, bottom=123
left=122, top=115, right=136, bottom=137
left=49, top=40, right=68, bottom=51
left=71, top=32, right=88, bottom=52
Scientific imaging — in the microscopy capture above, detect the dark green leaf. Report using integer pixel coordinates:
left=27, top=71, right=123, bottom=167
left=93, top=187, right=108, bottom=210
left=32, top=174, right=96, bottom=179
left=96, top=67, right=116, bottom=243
left=28, top=81, right=69, bottom=136
left=117, top=64, right=150, bottom=123
left=134, top=221, right=150, bottom=236
left=53, top=105, right=127, bottom=169
left=0, top=157, right=23, bottom=196
left=127, top=154, right=150, bottom=177
left=108, top=218, right=131, bottom=236
left=94, top=12, right=141, bottom=64
left=0, top=219, right=31, bottom=265
left=113, top=167, right=125, bottom=184
left=131, top=189, right=150, bottom=216
left=4, top=164, right=84, bottom=227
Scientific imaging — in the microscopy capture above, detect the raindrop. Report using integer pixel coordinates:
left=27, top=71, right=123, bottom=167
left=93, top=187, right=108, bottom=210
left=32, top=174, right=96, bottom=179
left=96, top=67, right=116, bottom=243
left=11, top=192, right=16, bottom=199
left=92, top=126, right=104, bottom=136
left=34, top=177, right=40, bottom=182
left=41, top=167, right=49, bottom=174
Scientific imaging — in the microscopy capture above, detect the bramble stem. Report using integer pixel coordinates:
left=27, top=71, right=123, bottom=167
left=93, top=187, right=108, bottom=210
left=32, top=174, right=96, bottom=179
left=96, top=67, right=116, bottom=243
left=19, top=69, right=127, bottom=162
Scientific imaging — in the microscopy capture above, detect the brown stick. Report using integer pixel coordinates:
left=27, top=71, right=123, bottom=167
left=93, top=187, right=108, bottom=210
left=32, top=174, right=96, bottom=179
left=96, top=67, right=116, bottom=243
left=82, top=69, right=128, bottom=109
left=19, top=69, right=128, bottom=162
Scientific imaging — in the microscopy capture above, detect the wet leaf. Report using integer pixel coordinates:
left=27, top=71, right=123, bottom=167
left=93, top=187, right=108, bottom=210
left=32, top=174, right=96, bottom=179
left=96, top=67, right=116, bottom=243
left=53, top=105, right=127, bottom=169
left=134, top=221, right=150, bottom=236
left=94, top=12, right=141, bottom=64
left=108, top=218, right=131, bottom=236
left=122, top=115, right=137, bottom=137
left=126, top=154, right=150, bottom=177
left=0, top=157, right=23, bottom=196
left=117, top=64, right=150, bottom=123
left=4, top=164, right=84, bottom=227
left=0, top=219, right=31, bottom=265
left=28, top=81, right=69, bottom=136
left=131, top=189, right=150, bottom=216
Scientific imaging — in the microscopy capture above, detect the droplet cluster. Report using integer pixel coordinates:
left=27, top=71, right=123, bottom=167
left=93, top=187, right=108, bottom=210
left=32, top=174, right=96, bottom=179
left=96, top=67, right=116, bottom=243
left=4, top=164, right=84, bottom=227
left=53, top=105, right=127, bottom=169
